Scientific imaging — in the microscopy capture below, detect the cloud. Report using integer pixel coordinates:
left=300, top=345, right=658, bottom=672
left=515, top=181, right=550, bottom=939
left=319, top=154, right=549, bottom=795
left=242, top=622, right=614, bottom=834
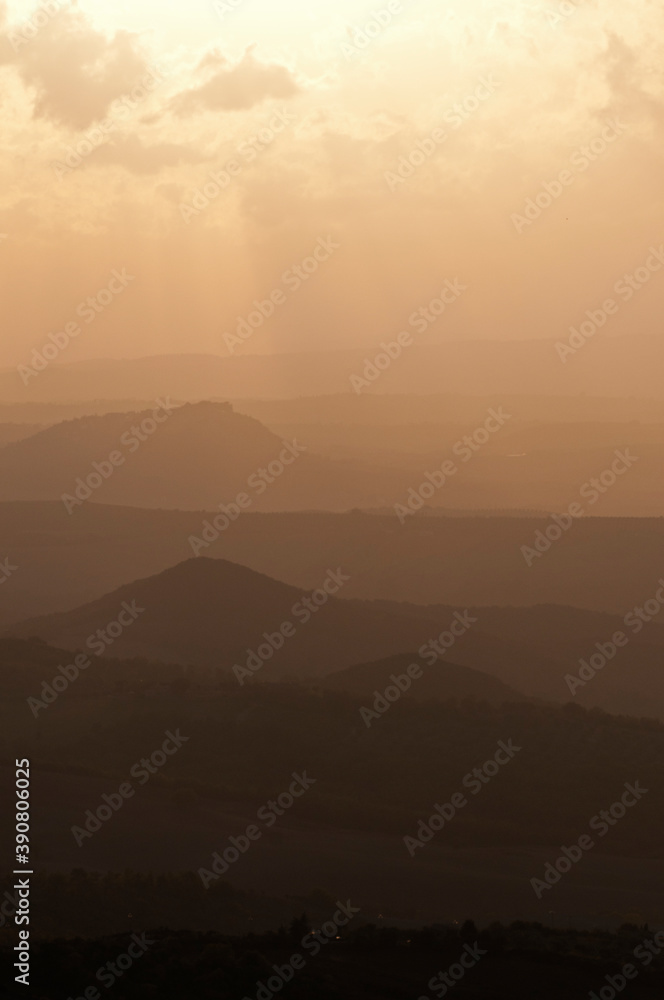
left=0, top=5, right=154, bottom=129
left=171, top=48, right=299, bottom=116
left=599, top=31, right=664, bottom=134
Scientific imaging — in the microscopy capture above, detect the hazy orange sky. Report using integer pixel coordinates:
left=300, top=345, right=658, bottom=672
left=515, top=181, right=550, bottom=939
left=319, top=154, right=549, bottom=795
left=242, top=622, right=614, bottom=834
left=1, top=0, right=662, bottom=367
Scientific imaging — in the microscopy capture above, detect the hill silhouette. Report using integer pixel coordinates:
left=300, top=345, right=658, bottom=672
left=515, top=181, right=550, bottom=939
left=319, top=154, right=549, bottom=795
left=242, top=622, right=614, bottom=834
left=0, top=399, right=661, bottom=514
left=233, top=392, right=664, bottom=427
left=3, top=678, right=664, bottom=929
left=4, top=503, right=664, bottom=619
left=0, top=421, right=44, bottom=447
left=319, top=651, right=525, bottom=705
left=2, top=339, right=664, bottom=400
left=8, top=551, right=664, bottom=718
left=6, top=557, right=476, bottom=679
left=0, top=401, right=417, bottom=512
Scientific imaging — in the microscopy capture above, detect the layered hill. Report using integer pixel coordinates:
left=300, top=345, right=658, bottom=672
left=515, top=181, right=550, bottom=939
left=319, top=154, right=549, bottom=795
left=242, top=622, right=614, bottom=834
left=1, top=503, right=664, bottom=622
left=361, top=601, right=664, bottom=720
left=0, top=422, right=44, bottom=447
left=0, top=401, right=413, bottom=512
left=7, top=550, right=664, bottom=718
left=5, top=557, right=467, bottom=679
left=319, top=652, right=525, bottom=705
left=2, top=337, right=664, bottom=401
left=233, top=393, right=664, bottom=427
left=0, top=399, right=661, bottom=514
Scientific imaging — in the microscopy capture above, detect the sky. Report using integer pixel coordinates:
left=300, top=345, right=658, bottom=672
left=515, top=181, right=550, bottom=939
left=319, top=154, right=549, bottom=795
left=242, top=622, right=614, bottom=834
left=0, top=0, right=663, bottom=367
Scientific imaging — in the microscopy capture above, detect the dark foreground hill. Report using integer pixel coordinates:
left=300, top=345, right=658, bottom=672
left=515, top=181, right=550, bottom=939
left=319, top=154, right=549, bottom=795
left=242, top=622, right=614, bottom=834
left=2, top=676, right=664, bottom=928
left=5, top=918, right=664, bottom=999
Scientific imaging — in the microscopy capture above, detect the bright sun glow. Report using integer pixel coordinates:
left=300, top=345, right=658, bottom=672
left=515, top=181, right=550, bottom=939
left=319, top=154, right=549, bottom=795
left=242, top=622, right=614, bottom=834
left=0, top=0, right=661, bottom=363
